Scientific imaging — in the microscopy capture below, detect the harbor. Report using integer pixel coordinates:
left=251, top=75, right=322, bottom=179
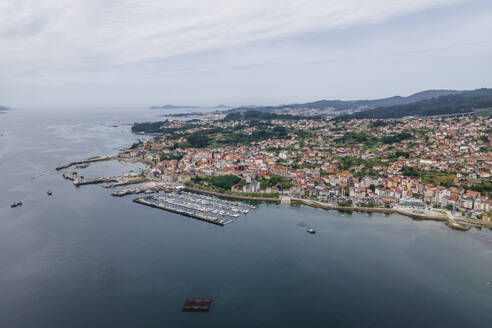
left=133, top=191, right=255, bottom=226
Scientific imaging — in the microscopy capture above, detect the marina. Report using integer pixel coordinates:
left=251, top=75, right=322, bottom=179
left=133, top=191, right=255, bottom=226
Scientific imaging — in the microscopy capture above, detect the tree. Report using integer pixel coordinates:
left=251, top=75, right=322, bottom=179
left=211, top=175, right=240, bottom=190
left=187, top=133, right=210, bottom=148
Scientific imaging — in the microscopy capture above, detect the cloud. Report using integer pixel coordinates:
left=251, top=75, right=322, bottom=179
left=0, top=0, right=463, bottom=80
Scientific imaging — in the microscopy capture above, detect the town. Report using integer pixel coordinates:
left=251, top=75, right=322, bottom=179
left=121, top=111, right=492, bottom=224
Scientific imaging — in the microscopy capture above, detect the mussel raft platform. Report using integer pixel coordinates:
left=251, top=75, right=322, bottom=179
left=182, top=298, right=212, bottom=312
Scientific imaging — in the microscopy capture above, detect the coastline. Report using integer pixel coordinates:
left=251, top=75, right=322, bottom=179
left=184, top=185, right=476, bottom=231
left=185, top=186, right=484, bottom=231
left=56, top=156, right=491, bottom=232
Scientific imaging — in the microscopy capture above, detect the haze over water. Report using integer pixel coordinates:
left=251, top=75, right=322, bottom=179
left=1, top=108, right=492, bottom=327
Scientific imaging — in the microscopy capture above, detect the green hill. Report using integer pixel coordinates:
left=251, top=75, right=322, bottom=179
left=228, top=89, right=462, bottom=114
left=343, top=88, right=492, bottom=119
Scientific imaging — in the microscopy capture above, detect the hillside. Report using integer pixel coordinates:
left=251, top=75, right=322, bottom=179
left=343, top=88, right=492, bottom=119
left=228, top=89, right=462, bottom=115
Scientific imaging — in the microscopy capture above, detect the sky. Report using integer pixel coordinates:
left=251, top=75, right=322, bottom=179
left=1, top=0, right=491, bottom=108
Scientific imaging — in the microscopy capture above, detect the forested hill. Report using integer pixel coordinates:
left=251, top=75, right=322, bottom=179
left=342, top=88, right=492, bottom=119
left=228, top=89, right=462, bottom=113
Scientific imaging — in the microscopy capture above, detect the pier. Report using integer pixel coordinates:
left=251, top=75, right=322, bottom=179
left=62, top=171, right=118, bottom=186
left=56, top=156, right=114, bottom=171
left=62, top=171, right=78, bottom=181
left=74, top=176, right=118, bottom=186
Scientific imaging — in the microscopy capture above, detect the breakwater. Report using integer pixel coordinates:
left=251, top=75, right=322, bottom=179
left=56, top=156, right=114, bottom=170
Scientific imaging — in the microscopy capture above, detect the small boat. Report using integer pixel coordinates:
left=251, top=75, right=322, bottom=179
left=307, top=228, right=316, bottom=234
left=47, top=190, right=53, bottom=196
left=10, top=201, right=23, bottom=208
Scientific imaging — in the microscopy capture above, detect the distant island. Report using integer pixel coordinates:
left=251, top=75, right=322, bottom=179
left=150, top=105, right=200, bottom=110
left=0, top=105, right=9, bottom=113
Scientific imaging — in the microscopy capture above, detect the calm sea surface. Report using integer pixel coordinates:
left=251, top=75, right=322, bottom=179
left=1, top=107, right=492, bottom=327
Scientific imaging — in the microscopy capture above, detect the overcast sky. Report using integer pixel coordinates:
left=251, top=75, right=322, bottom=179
left=1, top=0, right=491, bottom=108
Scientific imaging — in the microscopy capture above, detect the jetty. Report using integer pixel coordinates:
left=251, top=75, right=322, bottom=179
left=56, top=156, right=114, bottom=171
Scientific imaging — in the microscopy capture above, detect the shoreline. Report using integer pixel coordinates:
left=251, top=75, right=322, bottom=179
left=183, top=186, right=485, bottom=231
left=56, top=157, right=491, bottom=232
